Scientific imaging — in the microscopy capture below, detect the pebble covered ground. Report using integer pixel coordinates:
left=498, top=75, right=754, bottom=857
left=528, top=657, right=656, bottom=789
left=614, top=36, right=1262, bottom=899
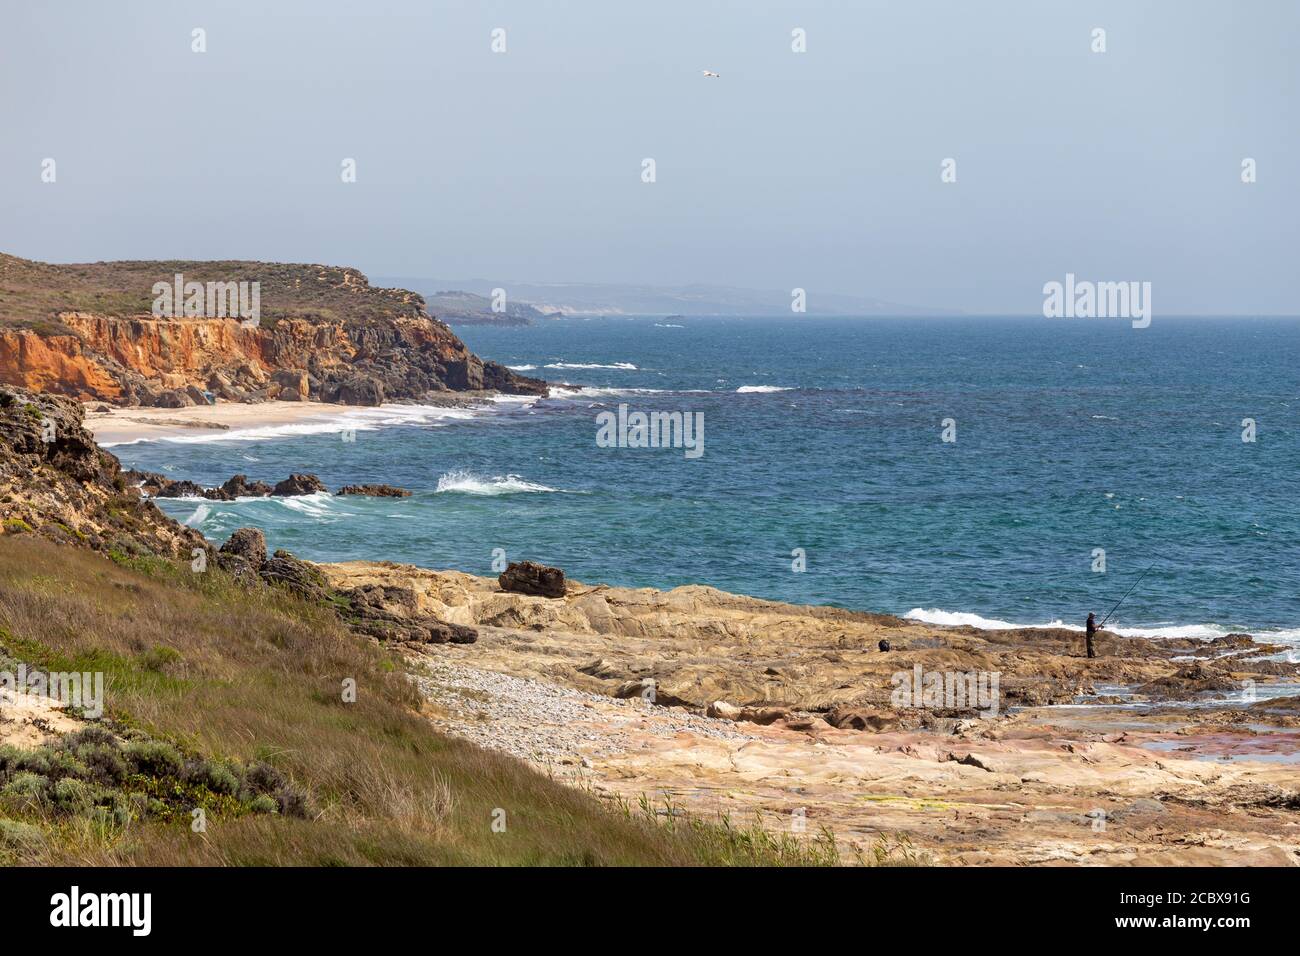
left=409, top=656, right=759, bottom=771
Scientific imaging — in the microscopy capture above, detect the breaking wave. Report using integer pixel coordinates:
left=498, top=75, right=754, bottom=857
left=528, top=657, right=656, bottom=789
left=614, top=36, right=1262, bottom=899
left=543, top=361, right=638, bottom=370
left=903, top=608, right=1300, bottom=644
left=434, top=470, right=560, bottom=495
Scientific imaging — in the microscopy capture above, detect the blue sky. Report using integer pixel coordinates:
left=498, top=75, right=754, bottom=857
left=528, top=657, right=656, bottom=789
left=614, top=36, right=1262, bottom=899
left=1, top=0, right=1295, bottom=313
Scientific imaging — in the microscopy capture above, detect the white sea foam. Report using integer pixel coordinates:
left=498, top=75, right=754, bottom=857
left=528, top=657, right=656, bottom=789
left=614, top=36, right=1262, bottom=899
left=543, top=362, right=638, bottom=370
left=103, top=401, right=518, bottom=448
left=275, top=491, right=341, bottom=517
left=547, top=385, right=681, bottom=399
left=434, top=470, right=559, bottom=495
left=735, top=385, right=793, bottom=393
left=903, top=608, right=1300, bottom=643
left=506, top=364, right=537, bottom=371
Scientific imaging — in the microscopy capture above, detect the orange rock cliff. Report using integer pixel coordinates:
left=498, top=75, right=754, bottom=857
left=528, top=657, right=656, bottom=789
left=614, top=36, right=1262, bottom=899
left=0, top=253, right=546, bottom=407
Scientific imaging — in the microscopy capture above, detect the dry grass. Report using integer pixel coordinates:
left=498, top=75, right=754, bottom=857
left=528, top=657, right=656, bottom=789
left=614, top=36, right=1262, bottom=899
left=0, top=537, right=842, bottom=866
left=0, top=253, right=426, bottom=331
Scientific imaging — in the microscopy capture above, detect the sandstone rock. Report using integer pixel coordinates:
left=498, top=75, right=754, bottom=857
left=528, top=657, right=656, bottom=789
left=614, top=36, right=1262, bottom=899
left=1135, top=662, right=1239, bottom=699
left=343, top=583, right=477, bottom=645
left=706, top=700, right=790, bottom=725
left=826, top=707, right=902, bottom=732
left=185, top=384, right=209, bottom=406
left=335, top=484, right=411, bottom=497
left=271, top=473, right=327, bottom=496
left=498, top=560, right=566, bottom=598
left=155, top=389, right=194, bottom=408
left=577, top=658, right=621, bottom=680
left=615, top=678, right=659, bottom=701
left=270, top=369, right=309, bottom=401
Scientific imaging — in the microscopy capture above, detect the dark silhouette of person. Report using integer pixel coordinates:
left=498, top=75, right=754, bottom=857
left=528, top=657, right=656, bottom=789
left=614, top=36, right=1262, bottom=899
left=1085, top=613, right=1098, bottom=659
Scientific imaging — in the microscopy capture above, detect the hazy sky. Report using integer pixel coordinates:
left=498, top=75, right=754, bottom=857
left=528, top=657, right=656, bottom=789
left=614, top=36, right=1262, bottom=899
left=1, top=1, right=1295, bottom=314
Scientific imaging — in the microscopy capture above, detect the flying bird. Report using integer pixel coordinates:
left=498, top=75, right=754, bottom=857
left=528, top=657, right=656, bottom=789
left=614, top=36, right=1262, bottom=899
left=701, top=70, right=720, bottom=78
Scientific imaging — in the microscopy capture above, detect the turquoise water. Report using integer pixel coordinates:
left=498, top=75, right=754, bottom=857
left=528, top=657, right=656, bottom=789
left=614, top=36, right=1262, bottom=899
left=112, top=316, right=1300, bottom=644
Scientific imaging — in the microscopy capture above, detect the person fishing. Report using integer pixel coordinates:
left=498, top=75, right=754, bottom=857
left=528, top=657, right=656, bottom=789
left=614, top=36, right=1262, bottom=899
left=1090, top=555, right=1161, bottom=660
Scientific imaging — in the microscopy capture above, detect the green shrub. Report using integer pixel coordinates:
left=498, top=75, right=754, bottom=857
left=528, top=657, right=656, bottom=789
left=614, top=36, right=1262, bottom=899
left=72, top=743, right=128, bottom=786
left=122, top=740, right=184, bottom=777
left=185, top=759, right=241, bottom=796
left=138, top=645, right=182, bottom=672
left=247, top=794, right=278, bottom=814
left=2, top=771, right=49, bottom=803
left=50, top=777, right=95, bottom=813
left=0, top=819, right=44, bottom=850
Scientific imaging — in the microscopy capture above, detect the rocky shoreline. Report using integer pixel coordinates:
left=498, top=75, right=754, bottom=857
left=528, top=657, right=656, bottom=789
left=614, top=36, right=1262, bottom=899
left=123, top=468, right=410, bottom=502
left=326, top=559, right=1300, bottom=865
left=3, top=384, right=1299, bottom=865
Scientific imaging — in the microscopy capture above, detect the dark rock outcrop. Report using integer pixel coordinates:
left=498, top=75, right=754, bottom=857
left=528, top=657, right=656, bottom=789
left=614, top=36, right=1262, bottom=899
left=321, top=375, right=385, bottom=407
left=498, top=561, right=566, bottom=598
left=218, top=474, right=274, bottom=498
left=271, top=474, right=327, bottom=497
left=258, top=549, right=332, bottom=603
left=154, top=480, right=207, bottom=499
left=122, top=468, right=172, bottom=496
left=0, top=386, right=206, bottom=559
left=219, top=527, right=268, bottom=567
left=335, top=484, right=411, bottom=497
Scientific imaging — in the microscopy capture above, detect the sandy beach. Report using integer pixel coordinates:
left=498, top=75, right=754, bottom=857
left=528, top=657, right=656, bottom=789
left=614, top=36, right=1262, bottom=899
left=82, top=400, right=356, bottom=446
left=81, top=394, right=509, bottom=446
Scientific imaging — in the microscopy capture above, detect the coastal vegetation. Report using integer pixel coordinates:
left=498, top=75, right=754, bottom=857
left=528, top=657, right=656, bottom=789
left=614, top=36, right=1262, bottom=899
left=0, top=536, right=848, bottom=865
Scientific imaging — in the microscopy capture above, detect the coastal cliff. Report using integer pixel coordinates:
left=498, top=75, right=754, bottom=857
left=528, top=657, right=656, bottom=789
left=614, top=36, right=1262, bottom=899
left=0, top=254, right=546, bottom=406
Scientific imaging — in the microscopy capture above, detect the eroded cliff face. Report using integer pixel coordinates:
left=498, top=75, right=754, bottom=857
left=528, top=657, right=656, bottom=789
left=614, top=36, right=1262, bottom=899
left=0, top=255, right=546, bottom=407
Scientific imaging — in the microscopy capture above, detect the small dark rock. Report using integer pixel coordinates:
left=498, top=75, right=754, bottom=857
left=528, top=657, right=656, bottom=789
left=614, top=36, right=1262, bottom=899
left=220, top=474, right=274, bottom=498
left=271, top=473, right=327, bottom=497
left=498, top=560, right=566, bottom=598
left=154, top=480, right=206, bottom=499
left=335, top=484, right=411, bottom=498
left=423, top=621, right=478, bottom=645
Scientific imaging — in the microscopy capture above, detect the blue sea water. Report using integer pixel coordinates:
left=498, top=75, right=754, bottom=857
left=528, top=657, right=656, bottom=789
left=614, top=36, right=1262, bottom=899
left=112, top=316, right=1300, bottom=643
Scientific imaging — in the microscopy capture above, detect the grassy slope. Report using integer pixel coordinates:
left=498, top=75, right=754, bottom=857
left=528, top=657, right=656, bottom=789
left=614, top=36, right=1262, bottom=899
left=0, top=536, right=839, bottom=866
left=0, top=253, right=428, bottom=332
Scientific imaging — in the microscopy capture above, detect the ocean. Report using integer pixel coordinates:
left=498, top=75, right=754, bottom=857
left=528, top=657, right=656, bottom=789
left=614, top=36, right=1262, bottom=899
left=110, top=315, right=1300, bottom=646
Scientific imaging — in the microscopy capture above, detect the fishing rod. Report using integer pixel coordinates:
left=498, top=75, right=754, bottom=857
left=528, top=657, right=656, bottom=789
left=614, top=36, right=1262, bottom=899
left=1099, top=556, right=1161, bottom=627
